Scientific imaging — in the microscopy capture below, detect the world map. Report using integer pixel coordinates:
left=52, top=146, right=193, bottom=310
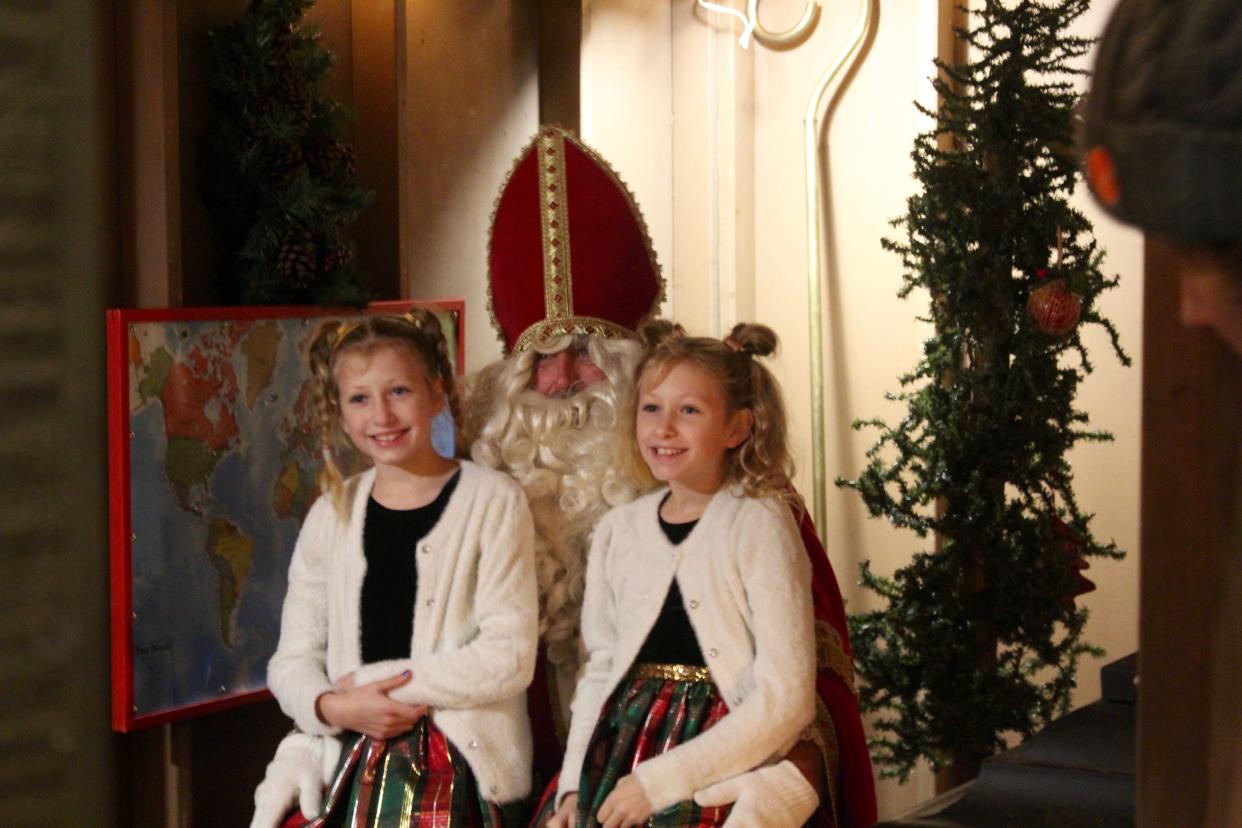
left=122, top=310, right=457, bottom=722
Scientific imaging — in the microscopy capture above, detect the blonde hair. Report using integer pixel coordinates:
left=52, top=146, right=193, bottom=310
left=624, top=319, right=794, bottom=501
left=307, top=310, right=460, bottom=518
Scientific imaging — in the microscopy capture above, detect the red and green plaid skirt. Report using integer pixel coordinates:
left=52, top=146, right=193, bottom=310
left=299, top=718, right=525, bottom=828
left=534, top=663, right=732, bottom=827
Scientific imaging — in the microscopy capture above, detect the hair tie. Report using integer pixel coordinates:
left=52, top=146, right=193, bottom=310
left=724, top=336, right=747, bottom=355
left=332, top=321, right=361, bottom=350
left=402, top=310, right=423, bottom=329
left=662, top=323, right=689, bottom=346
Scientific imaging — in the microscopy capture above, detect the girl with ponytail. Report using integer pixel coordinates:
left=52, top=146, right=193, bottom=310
left=544, top=320, right=821, bottom=827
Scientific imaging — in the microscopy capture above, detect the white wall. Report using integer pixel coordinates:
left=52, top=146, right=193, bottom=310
left=754, top=1, right=944, bottom=809
left=582, top=0, right=1140, bottom=818
left=581, top=0, right=675, bottom=295
left=1061, top=0, right=1143, bottom=715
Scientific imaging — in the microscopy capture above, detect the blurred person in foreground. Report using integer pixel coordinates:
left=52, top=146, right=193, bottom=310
left=1081, top=1, right=1242, bottom=824
left=1081, top=0, right=1242, bottom=355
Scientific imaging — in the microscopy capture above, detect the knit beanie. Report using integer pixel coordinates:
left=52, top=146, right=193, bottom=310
left=1081, top=0, right=1242, bottom=245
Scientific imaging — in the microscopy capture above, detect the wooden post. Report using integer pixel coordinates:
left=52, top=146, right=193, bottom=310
left=114, top=2, right=194, bottom=820
left=539, top=0, right=581, bottom=131
left=351, top=0, right=400, bottom=299
left=1137, top=238, right=1242, bottom=826
left=115, top=0, right=183, bottom=308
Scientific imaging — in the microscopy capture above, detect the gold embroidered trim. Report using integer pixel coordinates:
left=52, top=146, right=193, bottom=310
left=807, top=698, right=842, bottom=828
left=629, top=663, right=713, bottom=683
left=512, top=316, right=634, bottom=353
left=816, top=619, right=857, bottom=697
left=539, top=131, right=574, bottom=322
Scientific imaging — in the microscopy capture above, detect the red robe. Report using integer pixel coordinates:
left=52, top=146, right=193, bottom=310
left=794, top=501, right=877, bottom=828
left=529, top=645, right=563, bottom=790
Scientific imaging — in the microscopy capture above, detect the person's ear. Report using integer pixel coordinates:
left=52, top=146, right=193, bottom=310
left=725, top=408, right=754, bottom=449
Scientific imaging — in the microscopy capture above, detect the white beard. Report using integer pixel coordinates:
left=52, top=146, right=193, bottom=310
left=471, top=370, right=638, bottom=674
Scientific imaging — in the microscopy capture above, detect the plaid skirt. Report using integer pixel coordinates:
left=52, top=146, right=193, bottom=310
left=534, top=663, right=732, bottom=827
left=304, top=718, right=525, bottom=828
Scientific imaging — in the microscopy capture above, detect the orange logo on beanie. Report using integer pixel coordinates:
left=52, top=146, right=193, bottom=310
left=1085, top=146, right=1121, bottom=206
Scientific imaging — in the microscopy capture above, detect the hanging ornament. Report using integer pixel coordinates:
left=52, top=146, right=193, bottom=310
left=1028, top=277, right=1082, bottom=336
left=1048, top=514, right=1096, bottom=610
left=1028, top=226, right=1083, bottom=336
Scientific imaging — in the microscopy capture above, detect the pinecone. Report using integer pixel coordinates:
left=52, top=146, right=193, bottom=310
left=267, top=142, right=305, bottom=186
left=275, top=228, right=317, bottom=288
left=271, top=23, right=295, bottom=59
left=277, top=71, right=312, bottom=131
left=240, top=112, right=260, bottom=143
left=306, top=139, right=344, bottom=178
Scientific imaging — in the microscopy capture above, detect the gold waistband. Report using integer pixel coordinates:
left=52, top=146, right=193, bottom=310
left=629, top=663, right=712, bottom=683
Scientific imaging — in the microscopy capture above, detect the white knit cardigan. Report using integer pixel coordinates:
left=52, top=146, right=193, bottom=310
left=557, top=486, right=816, bottom=813
left=267, top=461, right=538, bottom=803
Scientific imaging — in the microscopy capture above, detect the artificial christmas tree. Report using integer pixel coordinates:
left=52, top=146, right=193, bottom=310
left=199, top=0, right=371, bottom=306
left=839, top=0, right=1129, bottom=787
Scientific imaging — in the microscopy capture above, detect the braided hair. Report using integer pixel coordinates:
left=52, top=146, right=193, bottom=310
left=620, top=318, right=794, bottom=501
left=307, top=309, right=460, bottom=517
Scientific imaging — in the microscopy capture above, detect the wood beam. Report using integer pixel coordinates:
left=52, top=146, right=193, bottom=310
left=1137, top=238, right=1242, bottom=826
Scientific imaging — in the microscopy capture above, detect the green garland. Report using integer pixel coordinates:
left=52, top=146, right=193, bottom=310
left=837, top=0, right=1130, bottom=782
left=199, top=0, right=372, bottom=306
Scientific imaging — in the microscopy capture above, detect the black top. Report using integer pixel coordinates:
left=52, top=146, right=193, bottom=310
left=633, top=511, right=706, bottom=667
left=359, top=469, right=460, bottom=664
left=659, top=513, right=697, bottom=545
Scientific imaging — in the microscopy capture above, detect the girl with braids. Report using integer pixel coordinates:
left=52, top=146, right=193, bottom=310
left=251, top=311, right=538, bottom=828
left=544, top=320, right=818, bottom=828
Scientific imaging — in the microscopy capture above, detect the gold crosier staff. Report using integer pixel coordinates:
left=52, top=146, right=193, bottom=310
left=803, top=0, right=875, bottom=536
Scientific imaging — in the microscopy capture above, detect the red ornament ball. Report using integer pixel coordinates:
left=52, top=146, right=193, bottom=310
left=1028, top=278, right=1082, bottom=336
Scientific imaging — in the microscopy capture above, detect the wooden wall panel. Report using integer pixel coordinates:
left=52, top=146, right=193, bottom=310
left=399, top=0, right=540, bottom=369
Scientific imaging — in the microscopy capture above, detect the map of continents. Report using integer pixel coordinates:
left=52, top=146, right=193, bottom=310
left=127, top=318, right=321, bottom=717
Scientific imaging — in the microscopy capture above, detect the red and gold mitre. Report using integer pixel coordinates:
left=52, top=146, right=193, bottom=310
left=488, top=126, right=664, bottom=353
